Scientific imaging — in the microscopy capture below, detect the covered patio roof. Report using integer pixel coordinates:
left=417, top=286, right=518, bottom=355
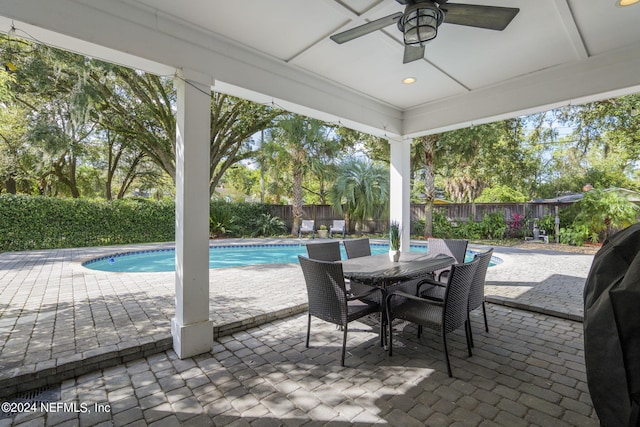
left=1, top=0, right=640, bottom=140
left=1, top=0, right=639, bottom=358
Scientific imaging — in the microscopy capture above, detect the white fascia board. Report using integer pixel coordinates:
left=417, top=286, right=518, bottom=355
left=402, top=42, right=640, bottom=138
left=0, top=0, right=402, bottom=139
left=0, top=16, right=175, bottom=77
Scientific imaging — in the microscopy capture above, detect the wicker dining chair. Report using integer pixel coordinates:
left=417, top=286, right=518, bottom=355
left=386, top=258, right=479, bottom=377
left=306, top=241, right=342, bottom=262
left=341, top=238, right=375, bottom=303
left=298, top=255, right=384, bottom=366
left=427, top=238, right=469, bottom=281
left=343, top=238, right=371, bottom=259
left=418, top=248, right=494, bottom=347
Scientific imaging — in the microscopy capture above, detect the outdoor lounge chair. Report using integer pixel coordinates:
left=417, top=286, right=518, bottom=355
left=417, top=248, right=494, bottom=347
left=298, top=256, right=384, bottom=366
left=329, top=220, right=346, bottom=238
left=386, top=258, right=479, bottom=377
left=298, top=220, right=315, bottom=239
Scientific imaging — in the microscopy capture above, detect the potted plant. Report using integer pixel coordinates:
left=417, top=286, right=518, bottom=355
left=389, top=221, right=401, bottom=262
left=317, top=224, right=328, bottom=238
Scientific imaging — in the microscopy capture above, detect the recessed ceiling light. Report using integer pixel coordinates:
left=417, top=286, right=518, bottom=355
left=617, top=0, right=639, bottom=6
left=402, top=77, right=417, bottom=84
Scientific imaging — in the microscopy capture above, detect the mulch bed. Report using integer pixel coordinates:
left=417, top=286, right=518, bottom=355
left=515, top=241, right=601, bottom=254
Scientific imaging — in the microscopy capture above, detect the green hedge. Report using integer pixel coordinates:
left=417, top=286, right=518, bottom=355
left=0, top=195, right=175, bottom=251
left=0, top=195, right=282, bottom=252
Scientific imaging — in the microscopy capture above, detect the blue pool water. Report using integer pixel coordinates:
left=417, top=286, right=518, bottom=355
left=83, top=243, right=487, bottom=273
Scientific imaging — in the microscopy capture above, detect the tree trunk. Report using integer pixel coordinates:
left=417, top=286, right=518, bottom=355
left=5, top=177, right=16, bottom=194
left=418, top=135, right=437, bottom=238
left=53, top=156, right=80, bottom=198
left=105, top=146, right=118, bottom=200
left=291, top=163, right=304, bottom=236
left=116, top=154, right=143, bottom=199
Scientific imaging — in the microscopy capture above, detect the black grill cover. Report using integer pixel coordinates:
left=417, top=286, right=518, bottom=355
left=584, top=223, right=640, bottom=427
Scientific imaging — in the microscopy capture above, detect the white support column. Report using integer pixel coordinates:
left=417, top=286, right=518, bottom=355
left=389, top=138, right=412, bottom=253
left=172, top=68, right=213, bottom=359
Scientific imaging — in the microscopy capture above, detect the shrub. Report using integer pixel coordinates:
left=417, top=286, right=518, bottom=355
left=537, top=213, right=557, bottom=235
left=209, top=200, right=237, bottom=237
left=209, top=200, right=274, bottom=237
left=432, top=210, right=454, bottom=237
left=250, top=213, right=286, bottom=237
left=570, top=190, right=640, bottom=242
left=455, top=220, right=482, bottom=240
left=425, top=210, right=505, bottom=240
left=506, top=212, right=530, bottom=238
left=0, top=195, right=174, bottom=251
left=478, top=212, right=506, bottom=239
left=413, top=218, right=425, bottom=236
left=559, top=225, right=594, bottom=246
left=0, top=196, right=287, bottom=251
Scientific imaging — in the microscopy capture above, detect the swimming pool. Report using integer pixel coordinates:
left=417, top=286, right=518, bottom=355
left=83, top=243, right=494, bottom=273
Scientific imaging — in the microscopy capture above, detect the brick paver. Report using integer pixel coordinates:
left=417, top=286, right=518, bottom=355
left=0, top=239, right=599, bottom=425
left=483, top=245, right=592, bottom=322
left=0, top=240, right=309, bottom=397
left=2, top=307, right=598, bottom=426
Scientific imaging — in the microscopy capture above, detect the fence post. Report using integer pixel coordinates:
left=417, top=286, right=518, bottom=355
left=555, top=205, right=560, bottom=243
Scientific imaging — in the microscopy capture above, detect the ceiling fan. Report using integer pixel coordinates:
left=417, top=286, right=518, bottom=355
left=330, top=0, right=519, bottom=64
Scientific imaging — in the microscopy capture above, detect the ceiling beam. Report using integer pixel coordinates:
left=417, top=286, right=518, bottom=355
left=553, top=0, right=589, bottom=59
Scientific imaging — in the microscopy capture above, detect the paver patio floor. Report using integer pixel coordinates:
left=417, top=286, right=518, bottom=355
left=0, top=239, right=598, bottom=425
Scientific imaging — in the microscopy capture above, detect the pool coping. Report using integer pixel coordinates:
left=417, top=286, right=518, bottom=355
left=79, top=239, right=501, bottom=272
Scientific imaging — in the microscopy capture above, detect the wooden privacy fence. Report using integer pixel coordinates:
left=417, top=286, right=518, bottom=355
left=424, top=202, right=575, bottom=222
left=269, top=202, right=575, bottom=234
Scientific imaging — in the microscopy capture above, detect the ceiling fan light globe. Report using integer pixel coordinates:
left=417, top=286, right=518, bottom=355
left=399, top=4, right=444, bottom=46
left=404, top=25, right=437, bottom=44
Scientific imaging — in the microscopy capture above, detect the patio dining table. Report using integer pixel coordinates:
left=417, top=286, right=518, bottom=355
left=341, top=251, right=456, bottom=347
left=340, top=252, right=456, bottom=288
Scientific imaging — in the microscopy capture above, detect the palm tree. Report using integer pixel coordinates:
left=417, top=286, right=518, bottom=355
left=274, top=114, right=334, bottom=236
left=573, top=189, right=640, bottom=241
left=328, top=158, right=389, bottom=233
left=254, top=129, right=289, bottom=204
left=413, top=135, right=438, bottom=237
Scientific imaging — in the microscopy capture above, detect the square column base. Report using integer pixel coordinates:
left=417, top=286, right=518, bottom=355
left=171, top=317, right=214, bottom=359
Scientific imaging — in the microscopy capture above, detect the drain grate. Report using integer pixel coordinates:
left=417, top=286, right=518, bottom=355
left=0, top=384, right=61, bottom=419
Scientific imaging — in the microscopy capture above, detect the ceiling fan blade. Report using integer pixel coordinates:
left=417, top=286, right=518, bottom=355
left=443, top=3, right=519, bottom=31
left=330, top=12, right=403, bottom=44
left=403, top=45, right=425, bottom=64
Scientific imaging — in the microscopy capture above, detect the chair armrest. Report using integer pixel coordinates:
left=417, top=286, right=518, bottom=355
left=416, top=277, right=446, bottom=295
left=348, top=286, right=383, bottom=301
left=386, top=291, right=444, bottom=307
left=437, top=270, right=452, bottom=282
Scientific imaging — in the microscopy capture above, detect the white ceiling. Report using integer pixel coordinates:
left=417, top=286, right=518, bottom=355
left=1, top=0, right=640, bottom=138
left=130, top=0, right=640, bottom=105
